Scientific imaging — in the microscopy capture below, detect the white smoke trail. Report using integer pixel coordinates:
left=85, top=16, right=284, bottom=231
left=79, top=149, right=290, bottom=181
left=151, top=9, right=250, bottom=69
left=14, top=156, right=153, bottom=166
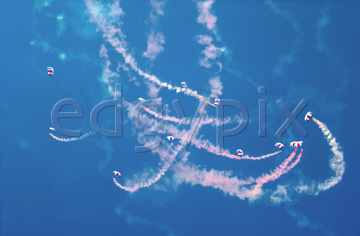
left=49, top=131, right=95, bottom=142
left=88, top=1, right=336, bottom=205
left=85, top=0, right=217, bottom=106
left=140, top=104, right=241, bottom=127
left=313, top=117, right=345, bottom=193
left=293, top=117, right=345, bottom=196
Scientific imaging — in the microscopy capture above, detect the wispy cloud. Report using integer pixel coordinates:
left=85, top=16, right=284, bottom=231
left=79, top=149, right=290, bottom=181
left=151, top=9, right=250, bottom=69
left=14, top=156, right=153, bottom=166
left=315, top=2, right=350, bottom=93
left=56, top=14, right=66, bottom=36
left=146, top=81, right=161, bottom=98
left=270, top=185, right=291, bottom=204
left=143, top=31, right=165, bottom=61
left=316, top=5, right=331, bottom=53
left=115, top=204, right=176, bottom=236
left=264, top=0, right=303, bottom=78
left=99, top=44, right=120, bottom=98
left=33, top=0, right=53, bottom=11
left=208, top=76, right=223, bottom=98
left=58, top=52, right=66, bottom=61
left=151, top=0, right=165, bottom=15
left=286, top=208, right=335, bottom=236
left=196, top=35, right=223, bottom=69
left=149, top=0, right=166, bottom=23
left=195, top=0, right=217, bottom=33
left=30, top=40, right=50, bottom=52
left=143, top=0, right=167, bottom=62
left=30, top=39, right=95, bottom=64
left=194, top=1, right=224, bottom=71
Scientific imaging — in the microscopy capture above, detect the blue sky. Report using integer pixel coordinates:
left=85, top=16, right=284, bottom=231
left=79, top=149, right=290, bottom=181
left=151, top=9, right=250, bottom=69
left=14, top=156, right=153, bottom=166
left=1, top=0, right=360, bottom=235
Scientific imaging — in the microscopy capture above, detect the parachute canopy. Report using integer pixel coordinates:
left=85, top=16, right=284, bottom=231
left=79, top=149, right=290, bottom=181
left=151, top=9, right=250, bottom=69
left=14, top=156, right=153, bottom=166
left=290, top=141, right=303, bottom=148
left=113, top=171, right=121, bottom=177
left=47, top=67, right=54, bottom=76
left=214, top=98, right=220, bottom=106
left=305, top=111, right=313, bottom=122
left=236, top=149, right=244, bottom=156
left=166, top=136, right=174, bottom=141
left=181, top=82, right=186, bottom=88
left=275, top=142, right=284, bottom=149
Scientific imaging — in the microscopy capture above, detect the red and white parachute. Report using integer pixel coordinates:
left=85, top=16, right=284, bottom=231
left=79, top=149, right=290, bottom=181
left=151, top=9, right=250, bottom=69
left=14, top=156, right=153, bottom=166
left=49, top=127, right=55, bottom=131
left=275, top=142, right=284, bottom=149
left=236, top=149, right=244, bottom=156
left=113, top=171, right=121, bottom=177
left=167, top=136, right=175, bottom=141
left=290, top=141, right=303, bottom=148
left=181, top=82, right=186, bottom=88
left=138, top=97, right=145, bottom=102
left=214, top=98, right=220, bottom=106
left=305, top=111, right=313, bottom=122
left=47, top=67, right=54, bottom=76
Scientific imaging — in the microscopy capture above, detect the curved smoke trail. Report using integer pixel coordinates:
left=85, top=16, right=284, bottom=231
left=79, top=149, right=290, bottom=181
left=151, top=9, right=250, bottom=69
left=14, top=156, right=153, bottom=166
left=190, top=137, right=282, bottom=161
left=113, top=161, right=171, bottom=193
left=112, top=142, right=185, bottom=193
left=138, top=104, right=281, bottom=160
left=84, top=1, right=342, bottom=204
left=49, top=131, right=95, bottom=142
left=85, top=0, right=217, bottom=107
left=174, top=148, right=302, bottom=200
left=292, top=117, right=345, bottom=197
left=313, top=118, right=345, bottom=193
left=255, top=148, right=302, bottom=188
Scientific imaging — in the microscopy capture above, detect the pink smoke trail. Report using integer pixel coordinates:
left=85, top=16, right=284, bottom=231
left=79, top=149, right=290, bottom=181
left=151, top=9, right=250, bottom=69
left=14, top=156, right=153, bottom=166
left=247, top=148, right=302, bottom=198
left=173, top=162, right=254, bottom=200
left=49, top=132, right=94, bottom=142
left=118, top=100, right=301, bottom=197
left=255, top=148, right=301, bottom=187
left=136, top=106, right=282, bottom=161
left=174, top=148, right=303, bottom=200
left=190, top=138, right=282, bottom=160
left=284, top=148, right=303, bottom=172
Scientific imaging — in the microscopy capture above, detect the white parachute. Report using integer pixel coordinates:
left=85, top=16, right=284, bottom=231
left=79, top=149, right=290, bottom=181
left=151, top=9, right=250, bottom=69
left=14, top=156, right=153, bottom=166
left=47, top=67, right=54, bottom=76
left=290, top=141, right=303, bottom=148
left=113, top=171, right=121, bottom=177
left=304, top=111, right=313, bottom=122
left=236, top=149, right=244, bottom=156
